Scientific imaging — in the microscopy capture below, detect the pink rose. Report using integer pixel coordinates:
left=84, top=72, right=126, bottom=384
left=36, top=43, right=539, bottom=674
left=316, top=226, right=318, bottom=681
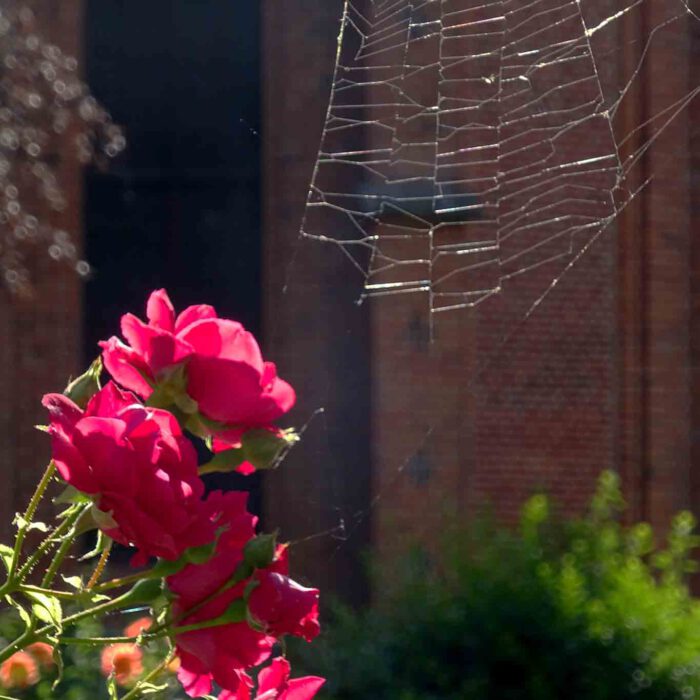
left=43, top=382, right=214, bottom=565
left=247, top=658, right=325, bottom=700
left=248, top=571, right=320, bottom=643
left=99, top=290, right=295, bottom=461
left=167, top=492, right=274, bottom=699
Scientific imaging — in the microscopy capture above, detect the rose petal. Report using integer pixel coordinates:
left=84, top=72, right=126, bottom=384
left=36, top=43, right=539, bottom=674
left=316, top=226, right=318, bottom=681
left=283, top=677, right=326, bottom=700
left=72, top=417, right=136, bottom=493
left=85, top=381, right=137, bottom=419
left=42, top=393, right=82, bottom=434
left=146, top=289, right=176, bottom=332
left=100, top=337, right=154, bottom=398
left=177, top=649, right=213, bottom=698
left=121, top=315, right=192, bottom=376
left=186, top=357, right=283, bottom=425
left=179, top=319, right=262, bottom=369
left=257, top=657, right=290, bottom=695
left=175, top=304, right=218, bottom=334
left=48, top=427, right=98, bottom=494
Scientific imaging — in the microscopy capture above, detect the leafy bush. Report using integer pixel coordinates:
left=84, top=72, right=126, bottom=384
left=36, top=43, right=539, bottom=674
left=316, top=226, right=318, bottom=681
left=291, top=472, right=700, bottom=700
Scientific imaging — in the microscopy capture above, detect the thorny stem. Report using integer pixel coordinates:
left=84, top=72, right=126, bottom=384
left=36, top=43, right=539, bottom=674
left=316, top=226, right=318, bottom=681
left=6, top=461, right=56, bottom=584
left=40, top=505, right=92, bottom=587
left=0, top=623, right=36, bottom=665
left=93, top=571, right=150, bottom=594
left=86, top=540, right=113, bottom=589
left=17, top=503, right=89, bottom=583
left=19, top=585, right=76, bottom=601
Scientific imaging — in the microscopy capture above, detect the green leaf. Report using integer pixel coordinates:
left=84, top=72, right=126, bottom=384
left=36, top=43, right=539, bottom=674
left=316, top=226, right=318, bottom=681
left=243, top=532, right=277, bottom=570
left=60, top=575, right=84, bottom=591
left=0, top=544, right=14, bottom=573
left=24, top=590, right=62, bottom=632
left=13, top=514, right=50, bottom=534
left=4, top=595, right=32, bottom=631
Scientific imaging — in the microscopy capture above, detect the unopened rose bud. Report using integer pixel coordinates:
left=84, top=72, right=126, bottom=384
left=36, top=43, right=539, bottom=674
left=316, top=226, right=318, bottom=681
left=63, top=357, right=102, bottom=408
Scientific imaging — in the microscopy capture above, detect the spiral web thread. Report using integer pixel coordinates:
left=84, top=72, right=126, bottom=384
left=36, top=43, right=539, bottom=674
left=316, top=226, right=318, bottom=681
left=299, top=0, right=700, bottom=317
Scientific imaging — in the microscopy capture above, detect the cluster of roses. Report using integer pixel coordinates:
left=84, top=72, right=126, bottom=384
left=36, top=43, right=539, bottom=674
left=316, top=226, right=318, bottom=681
left=42, top=290, right=324, bottom=700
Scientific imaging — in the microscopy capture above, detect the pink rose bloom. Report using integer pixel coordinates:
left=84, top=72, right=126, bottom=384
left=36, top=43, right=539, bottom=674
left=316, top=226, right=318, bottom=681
left=248, top=569, right=320, bottom=643
left=245, top=657, right=325, bottom=700
left=99, top=288, right=295, bottom=437
left=43, top=382, right=214, bottom=565
left=168, top=492, right=274, bottom=699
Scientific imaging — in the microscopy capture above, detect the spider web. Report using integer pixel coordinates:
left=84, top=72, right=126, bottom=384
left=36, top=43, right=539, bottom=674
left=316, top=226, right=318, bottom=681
left=299, top=0, right=698, bottom=319
left=271, top=0, right=700, bottom=598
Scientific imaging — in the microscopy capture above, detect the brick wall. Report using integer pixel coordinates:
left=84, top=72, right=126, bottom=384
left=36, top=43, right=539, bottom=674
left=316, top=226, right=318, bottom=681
left=0, top=0, right=84, bottom=539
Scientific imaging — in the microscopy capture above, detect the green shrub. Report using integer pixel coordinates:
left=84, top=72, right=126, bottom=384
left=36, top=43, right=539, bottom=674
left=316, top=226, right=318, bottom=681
left=291, top=471, right=700, bottom=700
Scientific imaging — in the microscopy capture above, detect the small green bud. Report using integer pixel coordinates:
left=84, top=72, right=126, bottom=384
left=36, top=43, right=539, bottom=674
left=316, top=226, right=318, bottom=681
left=64, top=358, right=103, bottom=408
left=243, top=532, right=277, bottom=570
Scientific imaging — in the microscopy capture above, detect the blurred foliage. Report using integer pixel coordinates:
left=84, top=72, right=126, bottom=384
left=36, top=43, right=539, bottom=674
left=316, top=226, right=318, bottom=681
left=0, top=612, right=186, bottom=699
left=291, top=471, right=700, bottom=700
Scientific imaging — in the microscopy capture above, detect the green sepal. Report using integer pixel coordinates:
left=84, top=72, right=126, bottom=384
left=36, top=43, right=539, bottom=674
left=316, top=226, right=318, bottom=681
left=151, top=542, right=216, bottom=578
left=243, top=532, right=277, bottom=570
left=118, top=578, right=164, bottom=606
left=245, top=603, right=265, bottom=633
left=53, top=484, right=91, bottom=506
left=175, top=598, right=246, bottom=634
left=63, top=357, right=103, bottom=408
left=198, top=447, right=246, bottom=476
left=241, top=428, right=298, bottom=470
left=146, top=364, right=198, bottom=414
left=152, top=527, right=226, bottom=578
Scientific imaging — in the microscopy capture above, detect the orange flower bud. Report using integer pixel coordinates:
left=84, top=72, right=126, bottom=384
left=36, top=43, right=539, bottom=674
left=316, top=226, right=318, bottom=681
left=0, top=651, right=40, bottom=689
left=100, top=644, right=143, bottom=686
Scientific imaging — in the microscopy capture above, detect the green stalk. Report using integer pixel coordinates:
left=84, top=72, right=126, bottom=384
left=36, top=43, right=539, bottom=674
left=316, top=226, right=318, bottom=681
left=0, top=626, right=36, bottom=665
left=93, top=572, right=150, bottom=593
left=41, top=504, right=92, bottom=587
left=7, top=462, right=56, bottom=582
left=19, top=585, right=75, bottom=601
left=16, top=503, right=88, bottom=583
left=120, top=650, right=175, bottom=700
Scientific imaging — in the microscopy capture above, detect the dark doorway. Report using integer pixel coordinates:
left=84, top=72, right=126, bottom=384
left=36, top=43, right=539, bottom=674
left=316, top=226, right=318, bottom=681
left=83, top=1, right=262, bottom=509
